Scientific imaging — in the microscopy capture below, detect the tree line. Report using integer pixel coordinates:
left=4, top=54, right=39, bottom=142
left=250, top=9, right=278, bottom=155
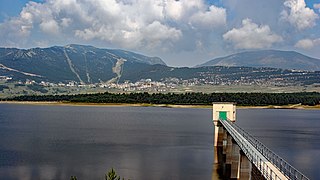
left=71, top=168, right=129, bottom=180
left=2, top=92, right=320, bottom=106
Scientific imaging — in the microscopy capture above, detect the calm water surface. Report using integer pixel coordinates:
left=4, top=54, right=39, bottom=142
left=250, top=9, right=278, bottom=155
left=0, top=104, right=214, bottom=180
left=0, top=104, right=319, bottom=179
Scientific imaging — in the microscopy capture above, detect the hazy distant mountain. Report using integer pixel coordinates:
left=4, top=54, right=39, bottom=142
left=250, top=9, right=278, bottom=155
left=0, top=44, right=165, bottom=83
left=197, top=50, right=320, bottom=71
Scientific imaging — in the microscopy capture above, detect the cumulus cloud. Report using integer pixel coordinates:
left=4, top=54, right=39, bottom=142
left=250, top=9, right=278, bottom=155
left=281, top=0, right=319, bottom=30
left=141, top=21, right=182, bottom=50
left=189, top=5, right=226, bottom=30
left=0, top=16, right=32, bottom=47
left=39, top=19, right=60, bottom=34
left=223, top=19, right=283, bottom=49
left=0, top=0, right=227, bottom=51
left=314, top=3, right=320, bottom=12
left=295, top=38, right=320, bottom=49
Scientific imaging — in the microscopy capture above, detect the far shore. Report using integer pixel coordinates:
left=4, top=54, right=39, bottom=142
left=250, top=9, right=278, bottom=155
left=1, top=101, right=320, bottom=110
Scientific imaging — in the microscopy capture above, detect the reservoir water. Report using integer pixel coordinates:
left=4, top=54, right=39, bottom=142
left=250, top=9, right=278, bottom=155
left=0, top=104, right=319, bottom=179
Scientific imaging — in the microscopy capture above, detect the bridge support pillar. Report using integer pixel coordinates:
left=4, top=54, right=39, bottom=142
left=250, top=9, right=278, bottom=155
left=239, top=151, right=252, bottom=180
left=230, top=142, right=240, bottom=179
left=213, top=121, right=224, bottom=147
left=222, top=130, right=228, bottom=154
left=213, top=121, right=225, bottom=164
left=226, top=134, right=233, bottom=164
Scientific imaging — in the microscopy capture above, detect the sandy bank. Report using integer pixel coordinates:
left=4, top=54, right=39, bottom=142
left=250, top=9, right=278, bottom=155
left=1, top=101, right=320, bottom=110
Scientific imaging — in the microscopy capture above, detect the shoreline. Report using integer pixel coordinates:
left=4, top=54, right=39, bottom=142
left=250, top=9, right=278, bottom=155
left=1, top=101, right=320, bottom=109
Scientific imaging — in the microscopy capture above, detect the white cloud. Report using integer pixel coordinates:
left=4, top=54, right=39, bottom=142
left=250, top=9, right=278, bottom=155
left=39, top=19, right=59, bottom=34
left=141, top=21, right=182, bottom=50
left=165, top=0, right=205, bottom=21
left=0, top=16, right=32, bottom=47
left=295, top=38, right=320, bottom=49
left=60, top=18, right=72, bottom=28
left=0, top=0, right=227, bottom=51
left=223, top=19, right=282, bottom=49
left=314, top=3, right=320, bottom=12
left=281, top=0, right=318, bottom=30
left=165, top=0, right=184, bottom=21
left=189, top=5, right=227, bottom=30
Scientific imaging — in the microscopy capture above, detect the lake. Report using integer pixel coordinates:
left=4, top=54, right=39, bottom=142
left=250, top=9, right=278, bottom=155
left=0, top=104, right=319, bottom=179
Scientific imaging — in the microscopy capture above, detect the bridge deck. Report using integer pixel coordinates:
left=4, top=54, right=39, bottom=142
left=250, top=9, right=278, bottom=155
left=219, top=119, right=309, bottom=180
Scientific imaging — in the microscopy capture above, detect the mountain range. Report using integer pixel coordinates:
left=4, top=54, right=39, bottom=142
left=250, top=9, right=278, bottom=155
left=0, top=45, right=320, bottom=84
left=0, top=44, right=165, bottom=83
left=197, top=50, right=320, bottom=71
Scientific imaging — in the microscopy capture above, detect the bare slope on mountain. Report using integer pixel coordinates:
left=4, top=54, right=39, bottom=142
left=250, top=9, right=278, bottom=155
left=0, top=44, right=165, bottom=83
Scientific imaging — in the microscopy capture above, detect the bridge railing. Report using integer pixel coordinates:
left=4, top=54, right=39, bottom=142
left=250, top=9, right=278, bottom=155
left=219, top=119, right=309, bottom=180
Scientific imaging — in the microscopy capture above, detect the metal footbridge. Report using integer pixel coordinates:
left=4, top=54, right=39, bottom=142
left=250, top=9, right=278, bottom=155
left=219, top=118, right=309, bottom=180
left=212, top=102, right=309, bottom=180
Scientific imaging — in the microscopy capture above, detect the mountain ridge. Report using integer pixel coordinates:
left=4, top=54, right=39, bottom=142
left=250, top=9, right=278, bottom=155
left=0, top=44, right=166, bottom=83
left=0, top=45, right=319, bottom=86
left=197, top=50, right=320, bottom=71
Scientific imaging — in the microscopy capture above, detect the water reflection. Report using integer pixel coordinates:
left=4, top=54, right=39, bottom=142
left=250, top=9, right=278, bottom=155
left=211, top=147, right=227, bottom=180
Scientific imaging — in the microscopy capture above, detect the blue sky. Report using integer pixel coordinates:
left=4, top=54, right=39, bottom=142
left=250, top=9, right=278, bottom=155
left=306, top=0, right=319, bottom=7
left=0, top=0, right=43, bottom=21
left=0, top=0, right=319, bottom=66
